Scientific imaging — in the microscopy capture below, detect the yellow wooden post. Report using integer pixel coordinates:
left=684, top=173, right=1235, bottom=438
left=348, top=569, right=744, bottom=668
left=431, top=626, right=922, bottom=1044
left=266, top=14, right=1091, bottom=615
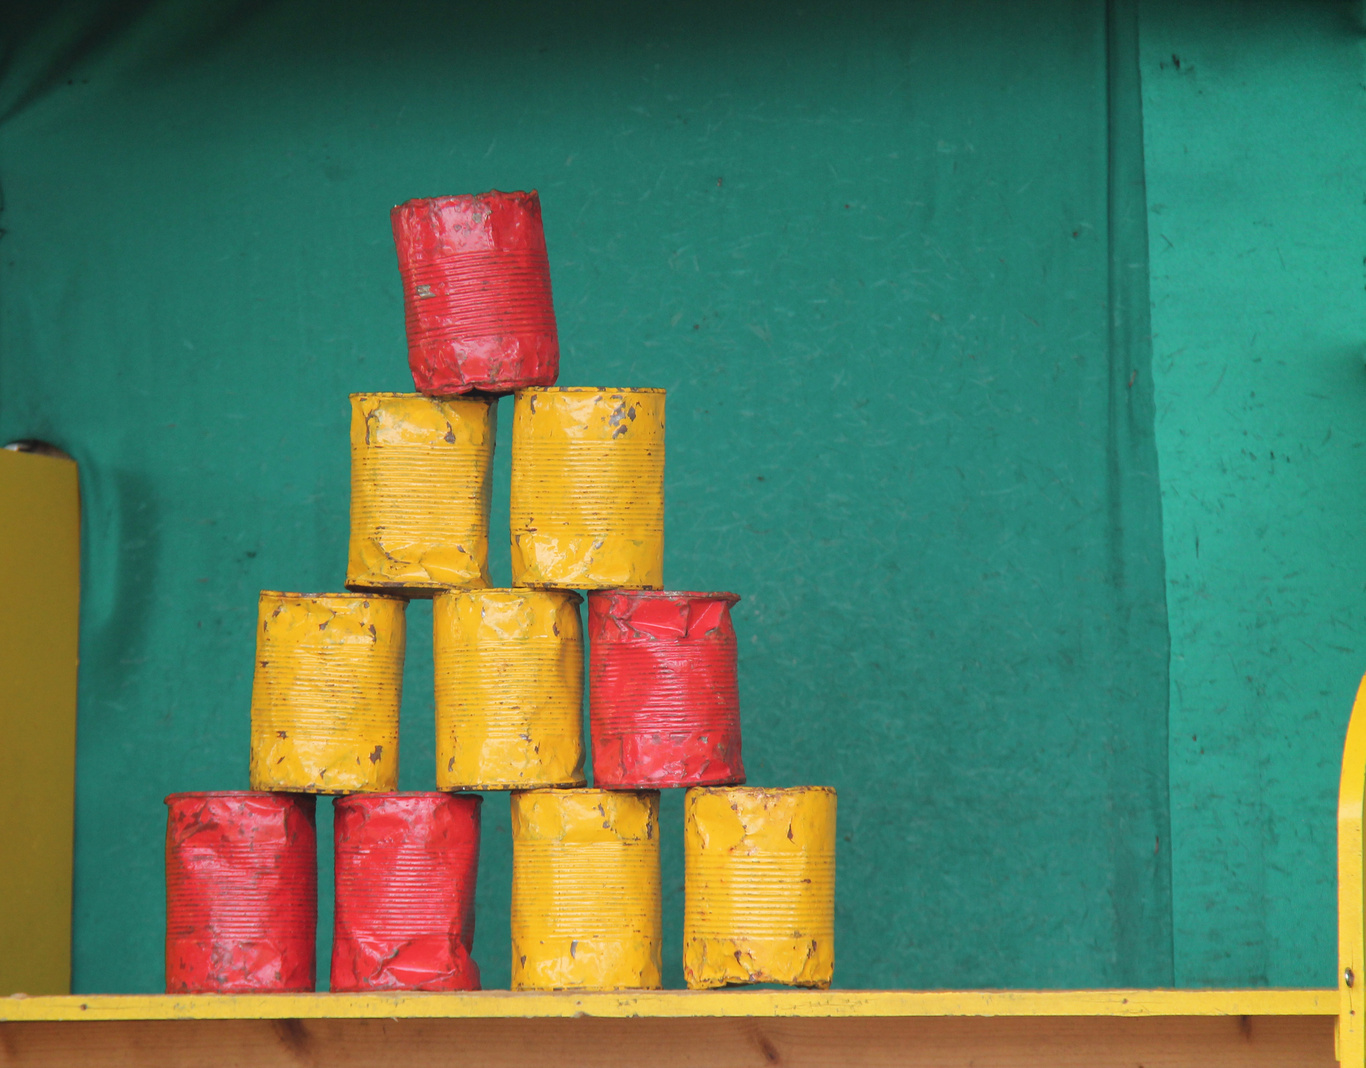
left=1338, top=673, right=1366, bottom=1065
left=0, top=447, right=80, bottom=995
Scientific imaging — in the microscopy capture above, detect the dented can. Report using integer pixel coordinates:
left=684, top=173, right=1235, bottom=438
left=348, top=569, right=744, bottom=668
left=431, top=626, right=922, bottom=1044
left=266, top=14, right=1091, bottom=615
left=510, top=387, right=665, bottom=589
left=331, top=793, right=482, bottom=992
left=683, top=786, right=837, bottom=989
left=588, top=590, right=744, bottom=788
left=434, top=588, right=585, bottom=790
left=165, top=792, right=316, bottom=993
left=249, top=591, right=405, bottom=794
left=347, top=392, right=495, bottom=595
left=392, top=191, right=558, bottom=395
left=510, top=788, right=661, bottom=990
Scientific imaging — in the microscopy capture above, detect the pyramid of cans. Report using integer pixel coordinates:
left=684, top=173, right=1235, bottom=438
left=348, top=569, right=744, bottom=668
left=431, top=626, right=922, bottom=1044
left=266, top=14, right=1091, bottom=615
left=164, top=191, right=837, bottom=995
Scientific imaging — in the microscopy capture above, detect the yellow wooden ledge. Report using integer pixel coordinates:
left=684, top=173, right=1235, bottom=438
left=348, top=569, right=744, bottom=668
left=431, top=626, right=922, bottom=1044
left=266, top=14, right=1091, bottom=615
left=0, top=988, right=1335, bottom=1023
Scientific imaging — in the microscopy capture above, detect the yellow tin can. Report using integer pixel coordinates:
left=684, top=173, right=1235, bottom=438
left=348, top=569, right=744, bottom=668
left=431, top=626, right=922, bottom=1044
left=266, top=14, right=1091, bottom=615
left=249, top=591, right=405, bottom=794
left=510, top=788, right=661, bottom=990
left=347, top=391, right=495, bottom=596
left=433, top=588, right=586, bottom=790
left=683, top=786, right=837, bottom=989
left=509, top=387, right=664, bottom=589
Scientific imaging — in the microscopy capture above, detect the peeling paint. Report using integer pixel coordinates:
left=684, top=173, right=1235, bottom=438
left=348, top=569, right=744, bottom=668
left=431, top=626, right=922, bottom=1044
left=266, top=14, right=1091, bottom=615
left=346, top=392, right=495, bottom=595
left=164, top=792, right=316, bottom=993
left=434, top=588, right=586, bottom=789
left=684, top=786, right=836, bottom=989
left=331, top=793, right=481, bottom=992
left=509, top=387, right=664, bottom=589
left=249, top=592, right=405, bottom=793
left=588, top=589, right=744, bottom=788
left=392, top=191, right=558, bottom=395
left=510, top=789, right=661, bottom=990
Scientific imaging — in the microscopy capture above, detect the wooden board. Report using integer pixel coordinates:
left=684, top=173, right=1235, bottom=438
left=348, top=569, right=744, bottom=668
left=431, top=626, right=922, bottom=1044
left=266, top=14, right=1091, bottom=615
left=0, top=1014, right=1335, bottom=1068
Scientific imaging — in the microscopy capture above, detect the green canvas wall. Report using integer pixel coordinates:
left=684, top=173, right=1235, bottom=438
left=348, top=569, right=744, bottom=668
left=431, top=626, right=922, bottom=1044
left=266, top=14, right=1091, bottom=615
left=0, top=0, right=1355, bottom=993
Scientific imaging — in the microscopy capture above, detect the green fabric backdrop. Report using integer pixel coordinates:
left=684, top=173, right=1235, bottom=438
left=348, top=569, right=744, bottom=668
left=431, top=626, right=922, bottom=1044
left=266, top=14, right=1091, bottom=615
left=4, top=0, right=1342, bottom=993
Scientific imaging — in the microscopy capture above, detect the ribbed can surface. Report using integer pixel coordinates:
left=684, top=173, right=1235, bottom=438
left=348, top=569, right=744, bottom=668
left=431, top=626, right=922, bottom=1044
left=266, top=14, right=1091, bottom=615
left=347, top=392, right=495, bottom=595
left=249, top=591, right=405, bottom=793
left=589, top=590, right=744, bottom=788
left=510, top=387, right=665, bottom=589
left=434, top=589, right=585, bottom=790
left=331, top=793, right=482, bottom=992
left=683, top=786, right=837, bottom=989
left=392, top=191, right=558, bottom=395
left=510, top=789, right=661, bottom=990
left=164, top=792, right=316, bottom=993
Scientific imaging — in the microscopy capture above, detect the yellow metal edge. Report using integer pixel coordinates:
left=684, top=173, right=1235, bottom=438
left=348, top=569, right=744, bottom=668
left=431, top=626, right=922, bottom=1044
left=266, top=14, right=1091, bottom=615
left=0, top=989, right=1336, bottom=1023
left=1338, top=671, right=1366, bottom=1064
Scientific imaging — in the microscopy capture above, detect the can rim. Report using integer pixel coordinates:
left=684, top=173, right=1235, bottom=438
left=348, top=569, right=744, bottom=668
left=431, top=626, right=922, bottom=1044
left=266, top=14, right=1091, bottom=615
left=684, top=785, right=838, bottom=797
left=588, top=589, right=740, bottom=604
left=348, top=391, right=494, bottom=402
left=436, top=587, right=583, bottom=605
left=509, top=787, right=662, bottom=799
left=258, top=590, right=409, bottom=603
left=392, top=190, right=538, bottom=212
left=514, top=386, right=666, bottom=395
left=164, top=791, right=315, bottom=803
left=334, top=791, right=484, bottom=806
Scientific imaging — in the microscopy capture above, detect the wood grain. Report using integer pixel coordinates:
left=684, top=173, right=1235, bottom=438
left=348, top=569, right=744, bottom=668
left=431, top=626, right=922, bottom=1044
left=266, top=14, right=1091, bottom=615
left=0, top=1014, right=1334, bottom=1068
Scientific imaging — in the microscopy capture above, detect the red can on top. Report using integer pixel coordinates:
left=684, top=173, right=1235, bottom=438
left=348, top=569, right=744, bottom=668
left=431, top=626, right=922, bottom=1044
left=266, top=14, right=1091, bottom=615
left=588, top=590, right=745, bottom=789
left=391, top=191, right=558, bottom=395
left=331, top=792, right=482, bottom=992
left=164, top=792, right=317, bottom=994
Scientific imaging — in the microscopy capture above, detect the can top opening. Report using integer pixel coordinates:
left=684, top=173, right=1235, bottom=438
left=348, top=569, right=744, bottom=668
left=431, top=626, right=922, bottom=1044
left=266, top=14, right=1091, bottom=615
left=334, top=791, right=484, bottom=805
left=515, top=386, right=665, bottom=395
left=588, top=589, right=740, bottom=604
left=164, top=791, right=317, bottom=803
left=258, top=590, right=409, bottom=603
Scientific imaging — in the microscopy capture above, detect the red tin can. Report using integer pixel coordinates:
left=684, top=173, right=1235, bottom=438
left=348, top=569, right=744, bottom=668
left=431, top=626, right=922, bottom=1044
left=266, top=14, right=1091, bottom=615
left=331, top=792, right=482, bottom=992
left=164, top=792, right=317, bottom=993
left=392, top=191, right=558, bottom=395
left=588, top=590, right=745, bottom=788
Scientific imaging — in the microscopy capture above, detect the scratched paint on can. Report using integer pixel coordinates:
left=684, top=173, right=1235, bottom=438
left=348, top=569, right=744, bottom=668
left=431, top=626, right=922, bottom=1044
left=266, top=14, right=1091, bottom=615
left=249, top=591, right=405, bottom=794
left=589, top=590, right=744, bottom=788
left=331, top=793, right=481, bottom=992
left=392, top=191, right=558, bottom=395
left=346, top=392, right=495, bottom=595
left=509, top=387, right=664, bottom=590
left=510, top=789, right=661, bottom=990
left=434, top=588, right=585, bottom=790
left=164, top=792, right=317, bottom=993
left=684, top=786, right=837, bottom=989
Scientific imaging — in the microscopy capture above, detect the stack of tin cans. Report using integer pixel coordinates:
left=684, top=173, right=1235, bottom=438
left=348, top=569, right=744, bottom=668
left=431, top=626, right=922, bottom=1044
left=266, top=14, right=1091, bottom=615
left=164, top=190, right=836, bottom=995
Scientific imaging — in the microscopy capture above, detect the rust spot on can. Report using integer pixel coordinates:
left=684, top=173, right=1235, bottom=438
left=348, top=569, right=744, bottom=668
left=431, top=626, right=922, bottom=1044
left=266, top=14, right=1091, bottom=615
left=434, top=588, right=585, bottom=790
left=589, top=589, right=744, bottom=788
left=684, top=786, right=837, bottom=989
left=391, top=191, right=558, bottom=395
left=510, top=789, right=661, bottom=990
left=249, top=591, right=405, bottom=793
left=331, top=793, right=481, bottom=992
left=346, top=392, right=495, bottom=595
left=509, top=387, right=665, bottom=590
left=164, top=792, right=316, bottom=993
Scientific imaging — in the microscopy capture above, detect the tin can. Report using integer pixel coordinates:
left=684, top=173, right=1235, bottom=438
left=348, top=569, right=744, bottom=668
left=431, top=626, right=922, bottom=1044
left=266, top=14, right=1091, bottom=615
left=392, top=191, right=558, bottom=395
left=434, top=589, right=585, bottom=790
left=165, top=792, right=316, bottom=993
left=331, top=793, right=482, bottom=992
left=249, top=591, right=405, bottom=794
left=347, top=392, right=495, bottom=595
left=510, top=788, right=661, bottom=990
left=509, top=387, right=664, bottom=589
left=588, top=590, right=744, bottom=788
left=683, top=786, right=837, bottom=989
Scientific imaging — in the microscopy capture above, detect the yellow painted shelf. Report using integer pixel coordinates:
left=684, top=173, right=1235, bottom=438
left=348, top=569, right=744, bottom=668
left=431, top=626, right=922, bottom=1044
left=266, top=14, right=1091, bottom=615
left=0, top=988, right=1335, bottom=1023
